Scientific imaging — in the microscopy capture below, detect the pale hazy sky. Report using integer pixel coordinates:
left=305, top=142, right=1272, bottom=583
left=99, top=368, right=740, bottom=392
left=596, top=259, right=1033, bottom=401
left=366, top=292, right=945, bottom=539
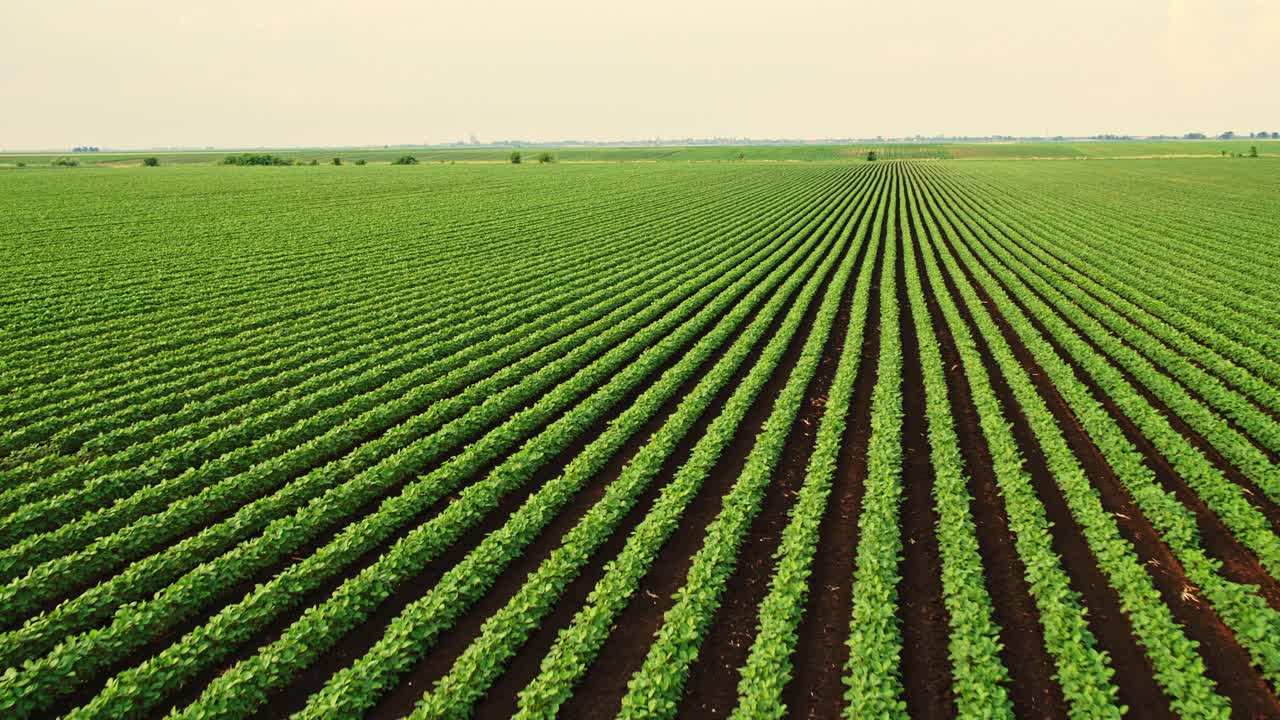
left=2, top=0, right=1278, bottom=150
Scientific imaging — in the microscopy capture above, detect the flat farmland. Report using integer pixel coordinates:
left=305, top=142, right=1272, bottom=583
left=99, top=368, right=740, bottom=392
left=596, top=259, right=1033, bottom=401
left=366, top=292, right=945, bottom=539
left=1, top=157, right=1278, bottom=719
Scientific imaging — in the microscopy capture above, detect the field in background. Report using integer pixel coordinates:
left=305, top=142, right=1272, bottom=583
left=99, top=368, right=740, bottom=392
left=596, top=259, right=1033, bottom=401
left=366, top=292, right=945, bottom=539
left=1, top=158, right=1279, bottom=718
left=2, top=139, right=1278, bottom=167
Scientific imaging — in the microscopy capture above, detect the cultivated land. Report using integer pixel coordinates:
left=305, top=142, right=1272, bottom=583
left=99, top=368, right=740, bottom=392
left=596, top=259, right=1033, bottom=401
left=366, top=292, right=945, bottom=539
left=0, top=156, right=1278, bottom=719
left=1, top=139, right=1278, bottom=167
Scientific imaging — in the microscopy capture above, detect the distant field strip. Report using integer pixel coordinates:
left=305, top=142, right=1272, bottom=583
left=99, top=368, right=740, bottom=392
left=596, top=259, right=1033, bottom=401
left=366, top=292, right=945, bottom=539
left=0, top=159, right=1276, bottom=718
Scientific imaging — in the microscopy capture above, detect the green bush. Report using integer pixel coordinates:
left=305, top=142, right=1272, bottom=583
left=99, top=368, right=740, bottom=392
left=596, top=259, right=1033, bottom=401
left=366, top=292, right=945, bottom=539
left=51, top=157, right=79, bottom=167
left=332, top=157, right=342, bottom=166
left=536, top=151, right=554, bottom=164
left=354, top=159, right=367, bottom=166
left=510, top=151, right=522, bottom=164
left=392, top=155, right=419, bottom=165
left=223, top=153, right=290, bottom=166
left=143, top=157, right=159, bottom=167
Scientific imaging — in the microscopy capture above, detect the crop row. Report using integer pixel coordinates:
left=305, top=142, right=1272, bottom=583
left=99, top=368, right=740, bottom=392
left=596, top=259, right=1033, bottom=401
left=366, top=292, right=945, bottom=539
left=0, top=168, right=868, bottom=717
left=910, top=164, right=1233, bottom=717
left=913, top=163, right=1280, bottom=690
left=0, top=167, right=834, bottom=559
left=0, top=169, right=854, bottom=658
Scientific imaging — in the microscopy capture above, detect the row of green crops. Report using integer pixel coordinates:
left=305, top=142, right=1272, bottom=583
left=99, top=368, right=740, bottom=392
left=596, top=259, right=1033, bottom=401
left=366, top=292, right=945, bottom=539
left=1, top=158, right=1277, bottom=718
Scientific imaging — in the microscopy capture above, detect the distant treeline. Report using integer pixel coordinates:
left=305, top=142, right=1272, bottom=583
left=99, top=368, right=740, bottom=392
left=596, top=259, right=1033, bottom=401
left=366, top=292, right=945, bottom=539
left=222, top=153, right=292, bottom=166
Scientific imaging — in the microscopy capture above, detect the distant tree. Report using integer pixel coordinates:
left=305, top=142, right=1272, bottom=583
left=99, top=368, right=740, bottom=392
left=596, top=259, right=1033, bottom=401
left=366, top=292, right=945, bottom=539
left=51, top=157, right=79, bottom=167
left=866, top=150, right=878, bottom=162
left=142, top=157, right=159, bottom=167
left=736, top=151, right=745, bottom=160
left=224, top=153, right=290, bottom=166
left=1273, top=132, right=1280, bottom=140
left=392, top=155, right=419, bottom=165
left=354, top=159, right=367, bottom=165
left=1219, top=131, right=1235, bottom=140
left=16, top=162, right=25, bottom=168
left=1183, top=132, right=1207, bottom=140
left=536, top=151, right=554, bottom=164
left=510, top=151, right=522, bottom=164
left=1221, top=150, right=1227, bottom=157
left=308, top=159, right=320, bottom=166
left=332, top=157, right=342, bottom=166
left=1249, top=146, right=1259, bottom=158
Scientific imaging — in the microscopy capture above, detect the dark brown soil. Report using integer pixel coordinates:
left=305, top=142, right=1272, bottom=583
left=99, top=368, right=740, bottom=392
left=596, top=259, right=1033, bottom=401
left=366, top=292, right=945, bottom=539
left=912, top=213, right=1071, bottom=719
left=937, top=176, right=1280, bottom=435
left=673, top=178, right=878, bottom=720
left=247, top=279, right=790, bottom=718
left=781, top=212, right=885, bottom=720
left=932, top=189, right=1280, bottom=714
left=930, top=210, right=1175, bottom=718
left=555, top=176, right=865, bottom=720
left=931, top=194, right=1280, bottom=613
left=995, top=237, right=1280, bottom=467
left=894, top=179, right=957, bottom=720
left=362, top=288, right=761, bottom=718
left=360, top=187, right=861, bottom=720
left=34, top=164, right=1280, bottom=720
left=146, top=227, right=803, bottom=719
left=954, top=214, right=1280, bottom=533
left=459, top=170, right=877, bottom=720
left=464, top=239, right=820, bottom=720
left=23, top=178, right=810, bottom=632
left=987, top=272, right=1280, bottom=716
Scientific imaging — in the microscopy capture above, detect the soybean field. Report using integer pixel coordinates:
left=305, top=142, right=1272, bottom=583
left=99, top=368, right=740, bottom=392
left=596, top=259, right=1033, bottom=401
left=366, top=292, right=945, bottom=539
left=1, top=157, right=1279, bottom=719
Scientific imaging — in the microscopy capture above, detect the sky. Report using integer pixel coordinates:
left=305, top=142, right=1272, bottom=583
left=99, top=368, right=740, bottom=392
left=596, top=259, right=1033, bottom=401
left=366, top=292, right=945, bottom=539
left=2, top=0, right=1278, bottom=150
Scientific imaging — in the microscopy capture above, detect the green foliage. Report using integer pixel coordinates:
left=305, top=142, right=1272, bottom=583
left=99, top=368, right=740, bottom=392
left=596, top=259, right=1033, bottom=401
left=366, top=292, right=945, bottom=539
left=516, top=171, right=875, bottom=719
left=908, top=168, right=1124, bottom=719
left=509, top=151, right=521, bottom=164
left=51, top=157, right=79, bottom=167
left=418, top=176, right=872, bottom=719
left=536, top=151, right=554, bottom=163
left=911, top=163, right=1232, bottom=715
left=222, top=153, right=290, bottom=166
left=839, top=173, right=907, bottom=719
left=354, top=158, right=367, bottom=165
left=8, top=139, right=1280, bottom=168
left=925, top=160, right=1280, bottom=694
left=894, top=176, right=1013, bottom=719
left=618, top=171, right=870, bottom=720
left=142, top=157, right=159, bottom=167
left=332, top=157, right=342, bottom=166
left=0, top=159, right=1276, bottom=720
left=732, top=169, right=888, bottom=720
left=391, top=155, right=418, bottom=165
left=177, top=172, right=842, bottom=720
